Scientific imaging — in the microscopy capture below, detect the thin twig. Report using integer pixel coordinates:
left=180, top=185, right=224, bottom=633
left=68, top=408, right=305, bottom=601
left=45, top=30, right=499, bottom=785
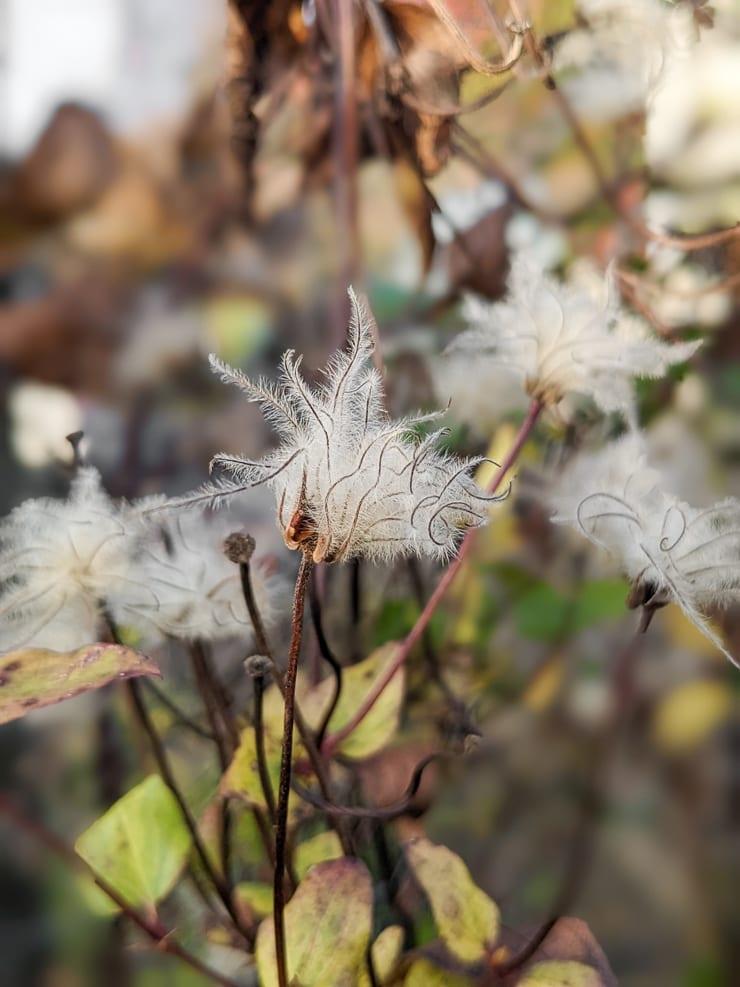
left=0, top=796, right=242, bottom=987
left=142, top=678, right=215, bottom=741
left=323, top=399, right=543, bottom=756
left=124, top=679, right=249, bottom=939
left=274, top=550, right=313, bottom=987
left=292, top=752, right=443, bottom=820
left=309, top=569, right=344, bottom=748
left=508, top=0, right=740, bottom=253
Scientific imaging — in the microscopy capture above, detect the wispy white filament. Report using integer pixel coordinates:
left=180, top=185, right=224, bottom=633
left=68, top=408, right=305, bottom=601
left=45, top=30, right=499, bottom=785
left=449, top=254, right=701, bottom=422
left=551, top=434, right=740, bottom=665
left=170, top=290, right=500, bottom=564
left=0, top=468, right=139, bottom=652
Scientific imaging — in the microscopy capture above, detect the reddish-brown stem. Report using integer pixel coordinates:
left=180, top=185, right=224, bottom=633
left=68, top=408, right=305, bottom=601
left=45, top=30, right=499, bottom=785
left=0, top=794, right=241, bottom=987
left=274, top=551, right=313, bottom=987
left=323, top=399, right=543, bottom=756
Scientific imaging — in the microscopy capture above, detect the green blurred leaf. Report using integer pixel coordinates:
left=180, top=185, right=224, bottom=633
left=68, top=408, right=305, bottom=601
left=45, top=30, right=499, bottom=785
left=75, top=775, right=192, bottom=914
left=406, top=838, right=499, bottom=964
left=514, top=584, right=571, bottom=643
left=0, top=644, right=159, bottom=725
left=256, top=858, right=373, bottom=987
left=571, top=580, right=629, bottom=632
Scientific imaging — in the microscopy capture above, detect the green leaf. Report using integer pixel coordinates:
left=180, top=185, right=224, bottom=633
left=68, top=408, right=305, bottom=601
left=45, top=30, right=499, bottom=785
left=518, top=960, right=604, bottom=986
left=403, top=959, right=474, bottom=986
left=256, top=858, right=373, bottom=987
left=571, top=580, right=629, bottom=632
left=358, top=925, right=404, bottom=987
left=235, top=881, right=273, bottom=918
left=514, top=585, right=571, bottom=643
left=303, top=643, right=406, bottom=760
left=0, top=644, right=160, bottom=725
left=406, top=838, right=499, bottom=964
left=294, top=830, right=343, bottom=880
left=221, top=725, right=306, bottom=828
left=75, top=775, right=192, bottom=914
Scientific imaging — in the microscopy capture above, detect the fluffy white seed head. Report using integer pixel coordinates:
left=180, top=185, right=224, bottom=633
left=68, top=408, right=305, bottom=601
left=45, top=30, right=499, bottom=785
left=113, top=510, right=284, bottom=645
left=449, top=254, right=701, bottom=422
left=551, top=434, right=740, bottom=665
left=0, top=468, right=139, bottom=652
left=174, top=290, right=499, bottom=564
left=553, top=0, right=694, bottom=122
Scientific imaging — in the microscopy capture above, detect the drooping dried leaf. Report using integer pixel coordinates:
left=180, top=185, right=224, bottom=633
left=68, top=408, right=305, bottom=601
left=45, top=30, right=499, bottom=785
left=0, top=644, right=160, bottom=725
left=406, top=837, right=499, bottom=963
left=75, top=775, right=192, bottom=914
left=256, top=858, right=373, bottom=987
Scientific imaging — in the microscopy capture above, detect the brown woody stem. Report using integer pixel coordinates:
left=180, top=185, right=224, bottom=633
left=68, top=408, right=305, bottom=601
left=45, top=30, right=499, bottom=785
left=274, top=550, right=313, bottom=987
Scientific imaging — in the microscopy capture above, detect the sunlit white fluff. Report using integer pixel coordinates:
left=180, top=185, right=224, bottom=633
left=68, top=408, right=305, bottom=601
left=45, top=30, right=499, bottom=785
left=553, top=0, right=693, bottom=122
left=449, top=254, right=701, bottom=422
left=114, top=510, right=284, bottom=644
left=0, top=468, right=139, bottom=652
left=551, top=434, right=740, bottom=666
left=169, top=290, right=499, bottom=564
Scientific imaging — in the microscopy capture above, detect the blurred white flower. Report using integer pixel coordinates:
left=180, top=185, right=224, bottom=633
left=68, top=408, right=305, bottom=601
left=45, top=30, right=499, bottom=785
left=448, top=254, right=700, bottom=421
left=431, top=351, right=529, bottom=437
left=114, top=511, right=284, bottom=644
left=0, top=468, right=139, bottom=652
left=551, top=434, right=740, bottom=665
left=9, top=381, right=83, bottom=468
left=647, top=23, right=740, bottom=187
left=554, top=0, right=693, bottom=122
left=171, top=289, right=499, bottom=564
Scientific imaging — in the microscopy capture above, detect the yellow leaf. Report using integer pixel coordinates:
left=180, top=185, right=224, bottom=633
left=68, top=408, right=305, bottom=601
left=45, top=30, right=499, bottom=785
left=358, top=925, right=404, bottom=987
left=303, top=643, right=406, bottom=760
left=235, top=881, right=273, bottom=918
left=518, top=960, right=604, bottom=986
left=662, top=606, right=726, bottom=660
left=256, top=858, right=372, bottom=987
left=294, top=830, right=343, bottom=881
left=220, top=726, right=304, bottom=826
left=652, top=679, right=733, bottom=753
left=406, top=838, right=499, bottom=964
left=403, top=958, right=474, bottom=986
left=524, top=655, right=566, bottom=712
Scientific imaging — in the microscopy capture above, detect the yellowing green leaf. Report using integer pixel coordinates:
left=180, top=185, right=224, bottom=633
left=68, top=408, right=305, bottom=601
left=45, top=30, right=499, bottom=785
left=256, top=858, right=372, bottom=987
left=0, top=644, right=159, bottom=725
left=518, top=960, right=604, bottom=986
left=358, top=925, right=404, bottom=987
left=652, top=679, right=733, bottom=753
left=406, top=838, right=499, bottom=964
left=305, top=643, right=405, bottom=760
left=235, top=881, right=273, bottom=918
left=403, top=958, right=474, bottom=986
left=75, top=775, right=191, bottom=913
left=294, top=830, right=343, bottom=880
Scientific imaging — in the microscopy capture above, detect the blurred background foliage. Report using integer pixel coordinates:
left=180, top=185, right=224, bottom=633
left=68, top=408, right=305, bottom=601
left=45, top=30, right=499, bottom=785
left=0, top=1, right=738, bottom=985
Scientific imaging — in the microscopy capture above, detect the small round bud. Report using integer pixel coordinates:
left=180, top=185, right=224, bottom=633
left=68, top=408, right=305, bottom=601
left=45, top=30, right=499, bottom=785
left=223, top=532, right=256, bottom=565
left=244, top=654, right=272, bottom=678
